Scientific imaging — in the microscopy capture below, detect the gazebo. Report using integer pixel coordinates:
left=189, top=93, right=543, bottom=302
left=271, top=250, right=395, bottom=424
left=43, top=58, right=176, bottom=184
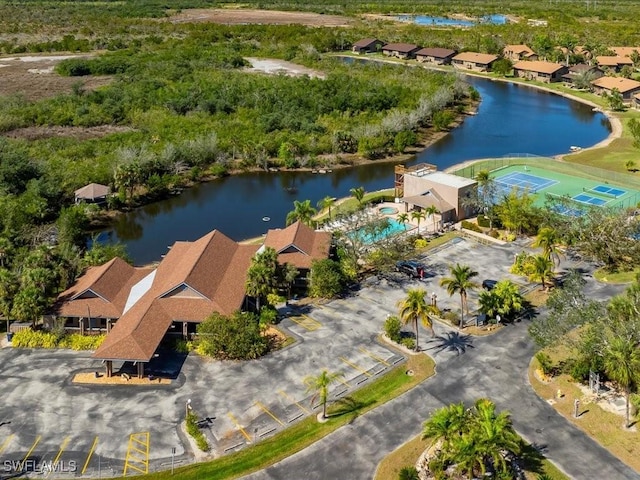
left=74, top=183, right=111, bottom=204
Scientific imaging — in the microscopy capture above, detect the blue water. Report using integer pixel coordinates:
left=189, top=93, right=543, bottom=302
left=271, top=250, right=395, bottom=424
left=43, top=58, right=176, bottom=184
left=397, top=14, right=507, bottom=26
left=104, top=74, right=611, bottom=264
left=353, top=219, right=407, bottom=244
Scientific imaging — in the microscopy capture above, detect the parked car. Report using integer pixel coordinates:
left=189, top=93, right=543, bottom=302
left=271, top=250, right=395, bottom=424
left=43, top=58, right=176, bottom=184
left=396, top=260, right=427, bottom=278
left=482, top=279, right=498, bottom=290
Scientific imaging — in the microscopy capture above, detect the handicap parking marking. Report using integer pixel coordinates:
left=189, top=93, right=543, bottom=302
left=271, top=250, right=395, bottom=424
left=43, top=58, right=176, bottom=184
left=357, top=347, right=390, bottom=366
left=81, top=436, right=99, bottom=475
left=122, top=432, right=150, bottom=476
left=0, top=434, right=14, bottom=455
left=255, top=401, right=285, bottom=427
left=278, top=390, right=311, bottom=415
left=227, top=412, right=252, bottom=443
left=339, top=356, right=372, bottom=378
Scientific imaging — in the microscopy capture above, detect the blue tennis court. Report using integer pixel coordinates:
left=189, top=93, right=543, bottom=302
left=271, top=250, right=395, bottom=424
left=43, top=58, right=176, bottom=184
left=494, top=172, right=558, bottom=193
left=573, top=193, right=608, bottom=206
left=591, top=185, right=626, bottom=198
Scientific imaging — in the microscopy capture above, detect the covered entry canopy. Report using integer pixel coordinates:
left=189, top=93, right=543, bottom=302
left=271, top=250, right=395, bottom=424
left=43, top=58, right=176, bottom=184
left=402, top=190, right=455, bottom=214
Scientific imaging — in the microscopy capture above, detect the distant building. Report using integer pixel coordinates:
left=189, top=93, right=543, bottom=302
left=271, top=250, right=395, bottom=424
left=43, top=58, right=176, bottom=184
left=452, top=52, right=498, bottom=72
left=415, top=47, right=457, bottom=65
left=595, top=55, right=633, bottom=72
left=513, top=61, right=568, bottom=83
left=74, top=183, right=110, bottom=204
left=382, top=43, right=421, bottom=59
left=610, top=47, right=640, bottom=59
left=351, top=38, right=384, bottom=54
left=503, top=45, right=538, bottom=62
left=561, top=64, right=604, bottom=85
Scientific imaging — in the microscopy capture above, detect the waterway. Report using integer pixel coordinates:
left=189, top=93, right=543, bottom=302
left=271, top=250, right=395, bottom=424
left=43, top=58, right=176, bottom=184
left=103, top=76, right=611, bottom=265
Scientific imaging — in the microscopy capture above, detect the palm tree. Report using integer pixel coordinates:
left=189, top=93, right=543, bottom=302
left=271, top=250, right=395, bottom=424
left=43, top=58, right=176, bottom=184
left=532, top=227, right=561, bottom=268
left=0, top=268, right=17, bottom=334
left=424, top=205, right=439, bottom=233
left=478, top=290, right=501, bottom=320
left=475, top=169, right=496, bottom=227
left=317, top=196, right=335, bottom=221
left=397, top=288, right=435, bottom=352
left=245, top=247, right=279, bottom=311
left=281, top=262, right=299, bottom=301
left=286, top=199, right=317, bottom=227
left=527, top=255, right=554, bottom=290
left=411, top=210, right=426, bottom=232
left=603, top=336, right=640, bottom=428
left=422, top=401, right=468, bottom=451
left=440, top=264, right=479, bottom=328
left=349, top=186, right=365, bottom=207
left=304, top=369, right=344, bottom=419
left=472, top=398, right=521, bottom=475
left=397, top=212, right=409, bottom=231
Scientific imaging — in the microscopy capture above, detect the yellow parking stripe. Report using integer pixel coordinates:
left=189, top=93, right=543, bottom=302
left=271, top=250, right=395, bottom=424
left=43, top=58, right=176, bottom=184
left=358, top=347, right=390, bottom=366
left=227, top=413, right=251, bottom=442
left=288, top=314, right=322, bottom=332
left=123, top=432, right=149, bottom=476
left=255, top=401, right=285, bottom=426
left=335, top=375, right=352, bottom=388
left=278, top=390, right=310, bottom=414
left=339, top=356, right=372, bottom=377
left=52, top=436, right=70, bottom=464
left=21, top=435, right=41, bottom=469
left=0, top=434, right=14, bottom=455
left=81, top=437, right=98, bottom=475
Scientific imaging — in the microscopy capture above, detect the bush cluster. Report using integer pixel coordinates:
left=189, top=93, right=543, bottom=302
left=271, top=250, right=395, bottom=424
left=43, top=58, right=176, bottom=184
left=384, top=315, right=403, bottom=343
left=186, top=411, right=210, bottom=452
left=461, top=220, right=482, bottom=233
left=12, top=330, right=105, bottom=350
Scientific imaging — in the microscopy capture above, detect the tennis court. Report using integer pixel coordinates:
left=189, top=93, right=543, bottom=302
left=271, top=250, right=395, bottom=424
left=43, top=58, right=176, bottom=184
left=488, top=164, right=640, bottom=214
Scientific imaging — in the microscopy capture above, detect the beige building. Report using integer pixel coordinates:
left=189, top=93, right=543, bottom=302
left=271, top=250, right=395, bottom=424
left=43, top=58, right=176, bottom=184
left=512, top=61, right=568, bottom=83
left=591, top=76, right=640, bottom=103
left=503, top=45, right=538, bottom=62
left=452, top=52, right=499, bottom=72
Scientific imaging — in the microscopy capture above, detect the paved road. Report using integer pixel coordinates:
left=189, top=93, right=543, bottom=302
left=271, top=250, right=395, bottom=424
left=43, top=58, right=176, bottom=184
left=245, top=271, right=638, bottom=480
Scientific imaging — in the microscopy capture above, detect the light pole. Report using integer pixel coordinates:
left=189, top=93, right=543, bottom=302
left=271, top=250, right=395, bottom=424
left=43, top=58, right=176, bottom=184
left=171, top=447, right=176, bottom=475
left=186, top=399, right=191, bottom=418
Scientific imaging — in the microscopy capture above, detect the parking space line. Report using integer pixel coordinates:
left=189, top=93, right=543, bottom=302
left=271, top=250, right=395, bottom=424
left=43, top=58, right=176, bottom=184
left=227, top=413, right=251, bottom=442
left=288, top=316, right=314, bottom=331
left=0, top=434, right=13, bottom=455
left=21, top=435, right=41, bottom=469
left=358, top=347, right=390, bottom=366
left=123, top=432, right=149, bottom=476
left=339, top=356, right=372, bottom=377
left=288, top=314, right=322, bottom=332
left=278, top=390, right=311, bottom=414
left=255, top=401, right=285, bottom=427
left=52, top=436, right=70, bottom=464
left=81, top=437, right=98, bottom=475
left=335, top=375, right=352, bottom=388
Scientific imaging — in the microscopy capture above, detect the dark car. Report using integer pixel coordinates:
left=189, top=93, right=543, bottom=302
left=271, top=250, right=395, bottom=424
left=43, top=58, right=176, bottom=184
left=482, top=279, right=498, bottom=290
left=396, top=260, right=427, bottom=278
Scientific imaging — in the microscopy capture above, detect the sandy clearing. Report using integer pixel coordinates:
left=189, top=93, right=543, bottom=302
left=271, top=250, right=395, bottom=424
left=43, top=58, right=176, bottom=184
left=244, top=57, right=325, bottom=79
left=168, top=8, right=353, bottom=27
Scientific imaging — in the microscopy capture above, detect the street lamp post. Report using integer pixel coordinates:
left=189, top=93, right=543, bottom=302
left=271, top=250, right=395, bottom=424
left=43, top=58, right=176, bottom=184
left=186, top=399, right=191, bottom=418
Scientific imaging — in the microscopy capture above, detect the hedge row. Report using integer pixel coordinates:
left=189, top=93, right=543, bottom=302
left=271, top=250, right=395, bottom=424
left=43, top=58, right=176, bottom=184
left=11, top=330, right=105, bottom=350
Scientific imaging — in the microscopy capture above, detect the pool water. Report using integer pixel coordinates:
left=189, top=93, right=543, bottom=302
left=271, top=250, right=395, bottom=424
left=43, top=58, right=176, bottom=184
left=352, top=219, right=408, bottom=244
left=379, top=206, right=399, bottom=215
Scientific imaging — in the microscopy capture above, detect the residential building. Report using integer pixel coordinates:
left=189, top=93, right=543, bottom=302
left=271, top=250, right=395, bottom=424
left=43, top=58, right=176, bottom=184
left=452, top=52, right=498, bottom=72
left=381, top=43, right=421, bottom=59
left=503, top=45, right=538, bottom=62
left=595, top=55, right=633, bottom=72
left=591, top=76, right=640, bottom=103
left=561, top=64, right=604, bottom=85
left=351, top=38, right=384, bottom=54
left=415, top=47, right=457, bottom=65
left=512, top=61, right=568, bottom=83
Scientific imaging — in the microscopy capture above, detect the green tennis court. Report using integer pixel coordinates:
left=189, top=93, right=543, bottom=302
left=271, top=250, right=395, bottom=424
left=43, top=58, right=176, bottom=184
left=490, top=164, right=640, bottom=210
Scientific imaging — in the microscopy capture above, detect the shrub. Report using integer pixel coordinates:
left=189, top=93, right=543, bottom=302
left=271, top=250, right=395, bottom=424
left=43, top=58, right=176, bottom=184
left=186, top=411, right=210, bottom=452
left=384, top=315, right=403, bottom=343
left=58, top=334, right=105, bottom=350
left=400, top=338, right=416, bottom=350
left=461, top=220, right=482, bottom=233
left=196, top=311, right=268, bottom=360
left=12, top=329, right=58, bottom=348
left=487, top=229, right=500, bottom=238
left=414, top=238, right=428, bottom=249
left=398, top=466, right=419, bottom=480
left=535, top=352, right=554, bottom=376
left=442, top=311, right=460, bottom=326
left=174, top=339, right=194, bottom=354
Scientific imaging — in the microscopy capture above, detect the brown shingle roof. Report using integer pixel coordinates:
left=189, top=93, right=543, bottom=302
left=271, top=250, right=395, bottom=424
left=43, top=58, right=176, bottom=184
left=452, top=52, right=498, bottom=65
left=382, top=43, right=420, bottom=53
left=596, top=55, right=633, bottom=67
left=353, top=38, right=381, bottom=48
left=74, top=183, right=110, bottom=200
left=611, top=47, right=640, bottom=58
left=592, top=76, right=640, bottom=94
left=504, top=44, right=536, bottom=56
left=513, top=60, right=565, bottom=74
left=263, top=221, right=331, bottom=270
left=415, top=47, right=456, bottom=58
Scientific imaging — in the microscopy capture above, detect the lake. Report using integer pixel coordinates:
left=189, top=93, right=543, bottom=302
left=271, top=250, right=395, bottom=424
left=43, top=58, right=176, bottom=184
left=102, top=76, right=611, bottom=264
left=396, top=14, right=507, bottom=27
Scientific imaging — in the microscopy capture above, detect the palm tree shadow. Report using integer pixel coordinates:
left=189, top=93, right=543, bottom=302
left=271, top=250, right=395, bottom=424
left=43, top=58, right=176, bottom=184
left=424, top=331, right=474, bottom=355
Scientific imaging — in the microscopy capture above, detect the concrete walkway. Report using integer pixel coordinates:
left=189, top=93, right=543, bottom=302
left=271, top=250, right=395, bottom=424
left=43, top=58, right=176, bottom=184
left=244, top=278, right=638, bottom=480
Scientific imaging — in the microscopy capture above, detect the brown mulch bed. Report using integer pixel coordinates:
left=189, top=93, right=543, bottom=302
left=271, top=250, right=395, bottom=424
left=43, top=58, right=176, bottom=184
left=72, top=372, right=171, bottom=385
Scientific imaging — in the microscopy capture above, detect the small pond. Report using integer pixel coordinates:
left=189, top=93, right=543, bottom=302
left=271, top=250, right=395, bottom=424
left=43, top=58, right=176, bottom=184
left=396, top=14, right=507, bottom=27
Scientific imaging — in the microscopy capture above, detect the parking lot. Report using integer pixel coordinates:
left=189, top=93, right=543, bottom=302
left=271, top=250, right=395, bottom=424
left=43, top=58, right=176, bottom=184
left=0, top=237, right=526, bottom=477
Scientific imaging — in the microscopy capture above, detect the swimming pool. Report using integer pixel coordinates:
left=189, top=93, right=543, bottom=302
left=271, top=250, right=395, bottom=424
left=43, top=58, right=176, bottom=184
left=351, top=218, right=408, bottom=244
left=379, top=206, right=399, bottom=215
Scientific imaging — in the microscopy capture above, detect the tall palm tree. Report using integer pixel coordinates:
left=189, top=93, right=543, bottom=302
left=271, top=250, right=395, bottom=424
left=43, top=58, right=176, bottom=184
left=603, top=336, right=640, bottom=428
left=304, top=369, right=344, bottom=419
left=0, top=268, right=17, bottom=334
left=411, top=210, right=426, bottom=232
left=317, top=196, right=335, bottom=221
left=397, top=212, right=409, bottom=231
left=349, top=186, right=365, bottom=207
left=424, top=205, right=439, bottom=233
left=475, top=169, right=496, bottom=227
left=440, top=264, right=479, bottom=328
left=527, top=255, right=554, bottom=290
left=472, top=398, right=521, bottom=475
left=281, top=262, right=299, bottom=301
left=532, top=226, right=561, bottom=268
left=286, top=199, right=317, bottom=227
left=397, top=288, right=435, bottom=352
left=422, top=401, right=468, bottom=451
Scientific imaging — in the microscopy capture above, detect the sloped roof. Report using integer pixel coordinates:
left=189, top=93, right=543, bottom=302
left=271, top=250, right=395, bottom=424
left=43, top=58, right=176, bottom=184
left=55, top=258, right=151, bottom=319
left=382, top=43, right=420, bottom=53
left=415, top=47, right=456, bottom=58
left=611, top=47, right=640, bottom=58
left=568, top=64, right=600, bottom=73
left=596, top=55, right=633, bottom=67
left=591, top=76, right=640, bottom=94
left=263, top=221, right=331, bottom=270
left=513, top=60, right=565, bottom=74
left=402, top=190, right=455, bottom=213
left=353, top=38, right=381, bottom=48
left=504, top=44, right=536, bottom=56
left=452, top=52, right=498, bottom=65
left=74, top=183, right=110, bottom=200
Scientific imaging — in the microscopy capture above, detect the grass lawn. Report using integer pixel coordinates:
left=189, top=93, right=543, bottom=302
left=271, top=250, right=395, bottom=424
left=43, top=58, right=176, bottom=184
left=529, top=354, right=640, bottom=472
left=111, top=353, right=435, bottom=480
left=593, top=267, right=639, bottom=284
left=374, top=433, right=568, bottom=480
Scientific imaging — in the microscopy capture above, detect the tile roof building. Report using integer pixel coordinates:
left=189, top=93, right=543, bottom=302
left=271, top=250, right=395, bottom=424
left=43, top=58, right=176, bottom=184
left=512, top=61, right=568, bottom=83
